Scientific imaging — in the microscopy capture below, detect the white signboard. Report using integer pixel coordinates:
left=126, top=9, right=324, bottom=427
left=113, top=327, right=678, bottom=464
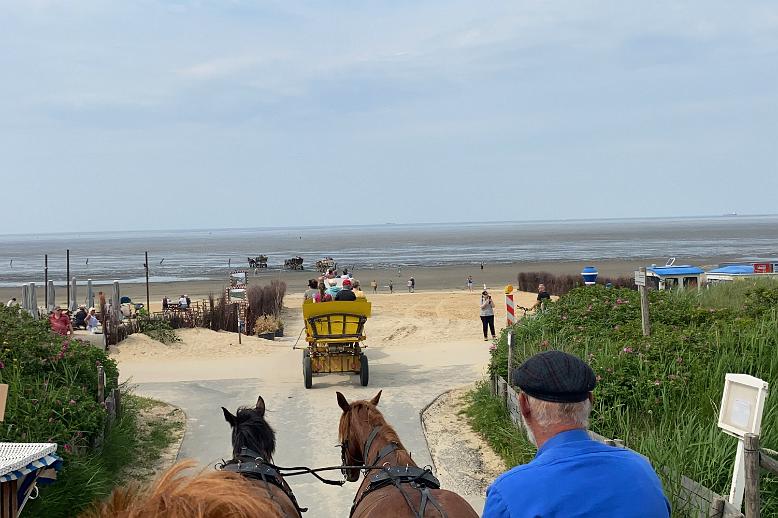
left=718, top=373, right=768, bottom=438
left=634, top=271, right=646, bottom=287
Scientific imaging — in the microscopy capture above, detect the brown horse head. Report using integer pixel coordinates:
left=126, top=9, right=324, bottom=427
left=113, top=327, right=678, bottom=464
left=337, top=390, right=385, bottom=482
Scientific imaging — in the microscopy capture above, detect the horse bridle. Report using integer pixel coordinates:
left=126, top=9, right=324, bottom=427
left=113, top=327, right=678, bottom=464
left=340, top=423, right=447, bottom=518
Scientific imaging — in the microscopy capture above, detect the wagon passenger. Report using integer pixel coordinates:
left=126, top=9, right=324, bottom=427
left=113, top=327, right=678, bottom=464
left=325, top=279, right=341, bottom=300
left=351, top=280, right=366, bottom=299
left=335, top=279, right=357, bottom=301
left=304, top=279, right=319, bottom=301
left=483, top=351, right=670, bottom=518
left=314, top=281, right=331, bottom=302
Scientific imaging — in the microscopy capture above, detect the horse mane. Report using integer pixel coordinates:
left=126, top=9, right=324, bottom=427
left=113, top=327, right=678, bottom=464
left=341, top=400, right=405, bottom=452
left=231, top=406, right=276, bottom=460
left=80, top=460, right=282, bottom=518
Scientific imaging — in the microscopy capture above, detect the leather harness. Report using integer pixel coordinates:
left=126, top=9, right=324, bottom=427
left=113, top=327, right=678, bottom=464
left=347, top=426, right=447, bottom=518
left=221, top=447, right=307, bottom=517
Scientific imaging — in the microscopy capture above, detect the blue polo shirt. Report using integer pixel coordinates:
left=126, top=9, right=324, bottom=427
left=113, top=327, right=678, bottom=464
left=483, top=429, right=670, bottom=518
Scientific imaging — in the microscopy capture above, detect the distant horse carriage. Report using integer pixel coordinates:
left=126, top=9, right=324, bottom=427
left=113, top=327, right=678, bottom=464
left=284, top=256, right=304, bottom=270
left=315, top=257, right=337, bottom=273
left=302, top=299, right=371, bottom=389
left=247, top=255, right=268, bottom=269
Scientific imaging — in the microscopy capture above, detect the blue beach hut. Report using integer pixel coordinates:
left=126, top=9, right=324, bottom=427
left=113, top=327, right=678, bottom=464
left=646, top=265, right=704, bottom=290
left=705, top=263, right=778, bottom=284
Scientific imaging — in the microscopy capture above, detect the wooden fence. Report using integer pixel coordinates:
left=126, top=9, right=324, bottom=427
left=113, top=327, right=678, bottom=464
left=93, top=365, right=122, bottom=449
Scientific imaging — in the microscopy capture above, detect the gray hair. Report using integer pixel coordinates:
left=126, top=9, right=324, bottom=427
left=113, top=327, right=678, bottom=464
left=526, top=395, right=592, bottom=429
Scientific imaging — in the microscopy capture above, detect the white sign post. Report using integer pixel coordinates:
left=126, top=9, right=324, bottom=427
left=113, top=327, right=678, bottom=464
left=634, top=270, right=646, bottom=286
left=717, top=373, right=769, bottom=509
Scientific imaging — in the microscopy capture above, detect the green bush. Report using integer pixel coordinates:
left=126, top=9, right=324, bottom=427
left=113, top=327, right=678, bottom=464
left=138, top=315, right=180, bottom=344
left=484, top=281, right=778, bottom=515
left=0, top=306, right=118, bottom=450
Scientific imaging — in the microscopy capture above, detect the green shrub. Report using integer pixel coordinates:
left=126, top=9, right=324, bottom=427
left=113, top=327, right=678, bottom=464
left=138, top=316, right=180, bottom=344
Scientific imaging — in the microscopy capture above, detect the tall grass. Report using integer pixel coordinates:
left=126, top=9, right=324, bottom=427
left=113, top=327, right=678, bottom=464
left=482, top=280, right=778, bottom=515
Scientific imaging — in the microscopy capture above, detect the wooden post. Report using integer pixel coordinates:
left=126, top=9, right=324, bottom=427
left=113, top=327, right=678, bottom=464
left=491, top=373, right=497, bottom=396
left=44, top=254, right=48, bottom=308
left=507, top=331, right=515, bottom=385
left=97, top=365, right=105, bottom=404
left=144, top=251, right=150, bottom=314
left=105, top=393, right=116, bottom=424
left=639, top=267, right=651, bottom=336
left=744, top=433, right=760, bottom=518
left=66, top=249, right=70, bottom=308
left=113, top=388, right=122, bottom=418
left=497, top=376, right=507, bottom=407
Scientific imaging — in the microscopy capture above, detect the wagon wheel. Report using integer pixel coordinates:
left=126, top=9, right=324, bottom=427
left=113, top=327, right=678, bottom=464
left=359, top=353, right=369, bottom=387
left=303, top=350, right=312, bottom=389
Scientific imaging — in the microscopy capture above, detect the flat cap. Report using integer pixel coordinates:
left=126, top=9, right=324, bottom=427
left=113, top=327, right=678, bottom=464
left=513, top=350, right=596, bottom=403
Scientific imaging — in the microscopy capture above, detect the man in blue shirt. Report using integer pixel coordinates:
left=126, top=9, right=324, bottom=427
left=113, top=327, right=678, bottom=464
left=483, top=350, right=670, bottom=518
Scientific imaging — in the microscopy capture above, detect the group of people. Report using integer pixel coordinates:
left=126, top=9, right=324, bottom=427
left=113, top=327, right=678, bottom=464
left=48, top=304, right=100, bottom=336
left=162, top=294, right=191, bottom=311
left=304, top=270, right=367, bottom=303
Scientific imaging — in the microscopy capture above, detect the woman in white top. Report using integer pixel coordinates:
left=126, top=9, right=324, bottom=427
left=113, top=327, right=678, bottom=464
left=480, top=290, right=496, bottom=341
left=86, top=307, right=100, bottom=333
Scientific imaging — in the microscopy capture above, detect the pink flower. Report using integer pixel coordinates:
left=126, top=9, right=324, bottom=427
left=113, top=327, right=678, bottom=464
left=540, top=339, right=550, bottom=348
left=69, top=399, right=76, bottom=405
left=63, top=444, right=72, bottom=453
left=653, top=380, right=661, bottom=386
left=676, top=357, right=683, bottom=364
left=561, top=315, right=568, bottom=320
left=488, top=344, right=497, bottom=352
left=622, top=347, right=633, bottom=354
left=0, top=361, right=4, bottom=369
left=48, top=417, right=54, bottom=423
left=613, top=325, right=620, bottom=331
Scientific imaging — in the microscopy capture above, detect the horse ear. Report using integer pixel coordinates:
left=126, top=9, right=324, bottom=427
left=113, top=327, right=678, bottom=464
left=336, top=392, right=350, bottom=413
left=256, top=396, right=265, bottom=416
left=370, top=390, right=382, bottom=406
left=222, top=407, right=237, bottom=427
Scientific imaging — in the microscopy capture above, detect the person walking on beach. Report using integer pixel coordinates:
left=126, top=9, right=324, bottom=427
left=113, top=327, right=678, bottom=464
left=467, top=275, right=474, bottom=292
left=371, top=280, right=378, bottom=293
left=388, top=280, right=393, bottom=294
left=407, top=278, right=414, bottom=293
left=483, top=351, right=670, bottom=518
left=6, top=298, right=17, bottom=307
left=178, top=295, right=188, bottom=310
left=480, top=291, right=496, bottom=341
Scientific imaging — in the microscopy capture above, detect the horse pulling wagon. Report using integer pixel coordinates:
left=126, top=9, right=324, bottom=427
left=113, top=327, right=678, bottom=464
left=284, top=256, right=304, bottom=270
left=247, top=255, right=268, bottom=269
left=302, top=300, right=371, bottom=389
left=315, top=257, right=337, bottom=273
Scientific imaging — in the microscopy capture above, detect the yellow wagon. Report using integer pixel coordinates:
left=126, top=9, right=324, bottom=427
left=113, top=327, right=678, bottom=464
left=302, top=299, right=371, bottom=389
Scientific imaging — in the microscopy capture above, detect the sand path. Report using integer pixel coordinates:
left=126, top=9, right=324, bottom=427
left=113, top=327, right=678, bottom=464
left=114, top=290, right=537, bottom=517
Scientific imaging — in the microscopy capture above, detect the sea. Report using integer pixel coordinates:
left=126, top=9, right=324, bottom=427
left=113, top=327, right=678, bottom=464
left=1, top=215, right=777, bottom=287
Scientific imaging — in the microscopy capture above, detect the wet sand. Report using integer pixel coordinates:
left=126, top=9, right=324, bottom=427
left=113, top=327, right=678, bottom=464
left=0, top=256, right=726, bottom=309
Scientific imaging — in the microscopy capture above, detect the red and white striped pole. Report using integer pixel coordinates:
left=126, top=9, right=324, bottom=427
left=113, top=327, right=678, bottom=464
left=505, top=284, right=515, bottom=326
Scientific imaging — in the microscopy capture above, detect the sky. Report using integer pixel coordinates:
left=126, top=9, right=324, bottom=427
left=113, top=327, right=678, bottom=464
left=0, top=1, right=776, bottom=234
